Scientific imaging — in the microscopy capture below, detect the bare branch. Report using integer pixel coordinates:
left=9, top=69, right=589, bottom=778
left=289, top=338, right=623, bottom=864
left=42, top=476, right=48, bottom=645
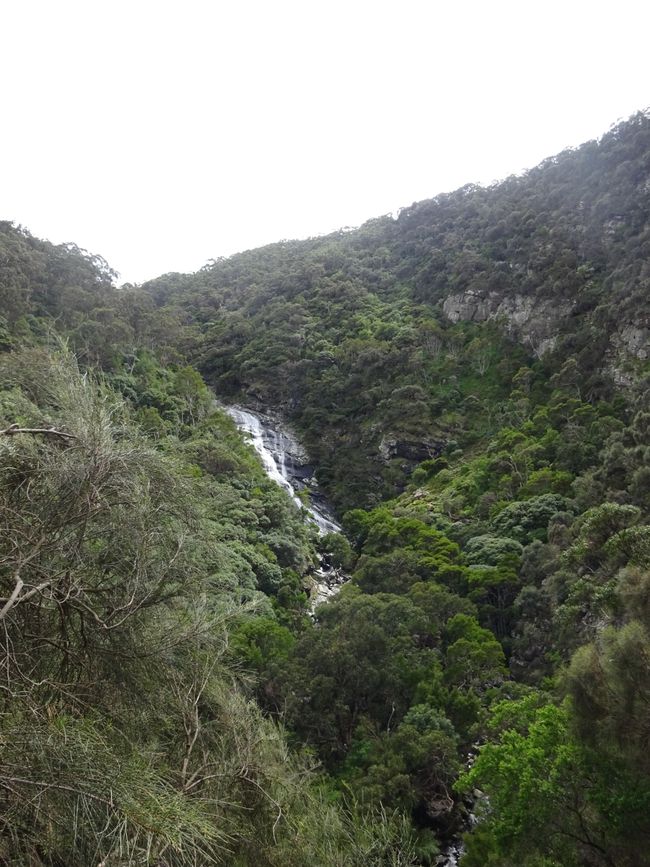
left=0, top=423, right=77, bottom=441
left=0, top=574, right=24, bottom=621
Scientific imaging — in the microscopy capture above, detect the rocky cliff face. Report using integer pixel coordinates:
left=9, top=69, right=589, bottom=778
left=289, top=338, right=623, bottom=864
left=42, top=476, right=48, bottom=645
left=442, top=287, right=650, bottom=371
left=442, top=290, right=574, bottom=357
left=614, top=324, right=650, bottom=361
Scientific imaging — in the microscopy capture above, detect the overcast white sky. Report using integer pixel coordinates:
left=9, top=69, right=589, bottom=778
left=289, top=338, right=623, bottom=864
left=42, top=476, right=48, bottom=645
left=1, top=0, right=648, bottom=284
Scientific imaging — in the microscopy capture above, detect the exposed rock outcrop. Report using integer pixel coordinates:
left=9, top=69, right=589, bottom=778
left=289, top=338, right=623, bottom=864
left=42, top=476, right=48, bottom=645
left=442, top=290, right=574, bottom=357
left=615, top=324, right=650, bottom=360
left=379, top=437, right=444, bottom=464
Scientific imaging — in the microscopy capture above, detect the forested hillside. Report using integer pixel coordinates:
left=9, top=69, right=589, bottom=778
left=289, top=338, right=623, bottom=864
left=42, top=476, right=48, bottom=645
left=145, top=110, right=650, bottom=510
left=0, top=231, right=424, bottom=864
left=1, top=110, right=650, bottom=866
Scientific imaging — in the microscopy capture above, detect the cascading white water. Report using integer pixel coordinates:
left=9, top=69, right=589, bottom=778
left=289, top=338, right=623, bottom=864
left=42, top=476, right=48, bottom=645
left=225, top=405, right=345, bottom=607
left=227, top=407, right=303, bottom=506
left=226, top=405, right=342, bottom=537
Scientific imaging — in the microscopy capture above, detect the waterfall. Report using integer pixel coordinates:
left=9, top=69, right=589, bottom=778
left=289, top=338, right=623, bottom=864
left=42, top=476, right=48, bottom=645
left=226, top=407, right=302, bottom=506
left=226, top=405, right=342, bottom=536
left=225, top=405, right=346, bottom=605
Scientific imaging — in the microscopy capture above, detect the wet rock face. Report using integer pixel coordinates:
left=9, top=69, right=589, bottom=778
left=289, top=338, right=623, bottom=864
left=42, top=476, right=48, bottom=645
left=256, top=416, right=313, bottom=481
left=310, top=562, right=347, bottom=609
left=442, top=290, right=573, bottom=357
left=225, top=405, right=342, bottom=536
left=225, top=404, right=346, bottom=607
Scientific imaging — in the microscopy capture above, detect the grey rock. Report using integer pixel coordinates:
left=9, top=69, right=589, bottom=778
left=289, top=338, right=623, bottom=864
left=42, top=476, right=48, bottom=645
left=442, top=290, right=573, bottom=357
left=616, top=325, right=650, bottom=360
left=379, top=437, right=444, bottom=463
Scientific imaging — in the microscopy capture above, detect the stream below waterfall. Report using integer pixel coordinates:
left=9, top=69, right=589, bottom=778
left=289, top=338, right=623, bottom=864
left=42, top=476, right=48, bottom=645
left=226, top=404, right=474, bottom=864
left=225, top=405, right=346, bottom=606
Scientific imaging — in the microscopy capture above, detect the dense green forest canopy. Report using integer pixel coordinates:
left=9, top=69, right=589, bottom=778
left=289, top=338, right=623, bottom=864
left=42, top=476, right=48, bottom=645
left=0, top=110, right=649, bottom=865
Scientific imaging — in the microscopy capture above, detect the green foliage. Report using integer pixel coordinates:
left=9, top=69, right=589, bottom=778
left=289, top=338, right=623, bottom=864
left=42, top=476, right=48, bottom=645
left=461, top=695, right=650, bottom=866
left=465, top=534, right=523, bottom=566
left=491, top=494, right=572, bottom=543
left=0, top=350, right=364, bottom=865
left=321, top=530, right=355, bottom=569
left=3, top=111, right=650, bottom=863
left=343, top=705, right=460, bottom=821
